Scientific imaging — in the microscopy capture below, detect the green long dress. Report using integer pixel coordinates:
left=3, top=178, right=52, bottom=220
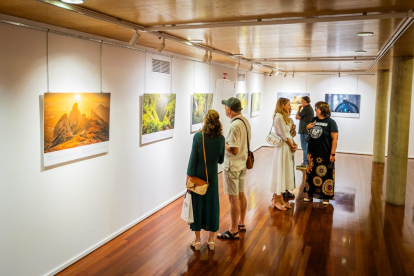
left=187, top=131, right=225, bottom=232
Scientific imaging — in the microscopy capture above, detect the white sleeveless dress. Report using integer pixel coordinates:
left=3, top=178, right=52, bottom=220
left=270, top=113, right=295, bottom=194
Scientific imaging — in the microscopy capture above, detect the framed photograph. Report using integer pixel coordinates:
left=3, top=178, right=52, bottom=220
left=250, top=93, right=261, bottom=117
left=236, top=93, right=248, bottom=115
left=141, top=93, right=177, bottom=145
left=43, top=93, right=111, bottom=167
left=277, top=92, right=310, bottom=111
left=325, top=94, right=361, bottom=118
left=191, top=93, right=214, bottom=133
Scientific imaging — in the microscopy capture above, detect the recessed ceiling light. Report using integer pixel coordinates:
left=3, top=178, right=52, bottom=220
left=353, top=67, right=360, bottom=69
left=233, top=54, right=243, bottom=57
left=183, top=41, right=193, bottom=46
left=61, top=0, right=84, bottom=3
left=357, top=32, right=374, bottom=36
left=354, top=61, right=362, bottom=64
left=355, top=50, right=367, bottom=53
left=189, top=39, right=203, bottom=43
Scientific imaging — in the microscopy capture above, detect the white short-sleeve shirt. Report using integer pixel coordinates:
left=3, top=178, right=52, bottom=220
left=223, top=114, right=251, bottom=171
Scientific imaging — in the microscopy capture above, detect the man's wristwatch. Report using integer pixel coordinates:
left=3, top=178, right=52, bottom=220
left=331, top=153, right=336, bottom=156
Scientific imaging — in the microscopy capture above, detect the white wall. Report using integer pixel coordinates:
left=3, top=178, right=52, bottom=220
left=0, top=22, right=265, bottom=276
left=263, top=74, right=414, bottom=158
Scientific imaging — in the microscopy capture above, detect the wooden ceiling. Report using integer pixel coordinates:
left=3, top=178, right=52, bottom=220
left=0, top=0, right=413, bottom=72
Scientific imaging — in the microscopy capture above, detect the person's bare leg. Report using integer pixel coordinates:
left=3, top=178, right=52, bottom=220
left=195, top=231, right=201, bottom=242
left=229, top=195, right=240, bottom=233
left=208, top=231, right=215, bottom=243
left=238, top=192, right=247, bottom=227
left=274, top=194, right=287, bottom=211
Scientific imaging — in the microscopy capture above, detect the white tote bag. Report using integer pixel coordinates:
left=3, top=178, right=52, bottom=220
left=181, top=191, right=194, bottom=224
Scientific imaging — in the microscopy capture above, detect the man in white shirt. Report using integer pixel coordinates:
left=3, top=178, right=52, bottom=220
left=217, top=97, right=251, bottom=240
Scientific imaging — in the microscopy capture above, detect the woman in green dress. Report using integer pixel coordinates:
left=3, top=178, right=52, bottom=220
left=187, top=109, right=225, bottom=251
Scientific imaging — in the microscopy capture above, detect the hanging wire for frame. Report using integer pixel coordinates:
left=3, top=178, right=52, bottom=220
left=193, top=60, right=196, bottom=95
left=170, top=56, right=173, bottom=94
left=46, top=30, right=50, bottom=93
left=100, top=41, right=103, bottom=93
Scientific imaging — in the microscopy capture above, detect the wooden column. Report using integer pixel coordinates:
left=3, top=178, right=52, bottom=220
left=372, top=70, right=390, bottom=163
left=386, top=57, right=414, bottom=205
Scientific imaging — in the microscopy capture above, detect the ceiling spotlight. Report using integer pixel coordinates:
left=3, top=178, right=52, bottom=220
left=235, top=60, right=240, bottom=70
left=189, top=39, right=203, bottom=43
left=292, top=71, right=295, bottom=78
left=338, top=72, right=341, bottom=78
left=233, top=54, right=243, bottom=57
left=354, top=67, right=360, bottom=69
left=206, top=51, right=213, bottom=64
left=284, top=72, right=287, bottom=78
left=157, top=37, right=166, bottom=53
left=269, top=70, right=275, bottom=76
left=357, top=32, right=374, bottom=36
left=355, top=50, right=367, bottom=53
left=202, top=50, right=208, bottom=63
left=354, top=61, right=363, bottom=64
left=61, top=0, right=84, bottom=3
left=249, top=64, right=254, bottom=71
left=128, top=30, right=141, bottom=47
left=275, top=69, right=279, bottom=76
left=183, top=41, right=193, bottom=46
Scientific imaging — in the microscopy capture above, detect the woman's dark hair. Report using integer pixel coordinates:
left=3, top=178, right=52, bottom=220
left=202, top=109, right=223, bottom=138
left=302, top=96, right=311, bottom=104
left=315, top=101, right=331, bottom=118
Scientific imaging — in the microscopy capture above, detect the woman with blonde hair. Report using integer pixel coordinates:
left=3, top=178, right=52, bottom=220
left=187, top=109, right=225, bottom=250
left=270, top=98, right=297, bottom=210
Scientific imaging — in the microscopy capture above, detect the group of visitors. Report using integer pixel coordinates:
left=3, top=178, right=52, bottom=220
left=185, top=95, right=338, bottom=250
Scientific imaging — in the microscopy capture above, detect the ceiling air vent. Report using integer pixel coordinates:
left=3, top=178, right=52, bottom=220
left=152, top=58, right=171, bottom=74
left=238, top=74, right=246, bottom=81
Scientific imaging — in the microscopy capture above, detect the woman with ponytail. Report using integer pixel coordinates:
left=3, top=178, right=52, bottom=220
left=270, top=98, right=297, bottom=210
left=187, top=109, right=225, bottom=250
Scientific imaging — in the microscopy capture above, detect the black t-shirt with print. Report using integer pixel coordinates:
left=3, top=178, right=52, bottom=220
left=308, top=117, right=338, bottom=156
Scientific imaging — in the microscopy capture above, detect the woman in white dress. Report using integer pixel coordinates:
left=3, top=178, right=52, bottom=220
left=270, top=98, right=298, bottom=210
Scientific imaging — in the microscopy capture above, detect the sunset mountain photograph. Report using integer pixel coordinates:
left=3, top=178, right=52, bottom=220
left=44, top=93, right=111, bottom=153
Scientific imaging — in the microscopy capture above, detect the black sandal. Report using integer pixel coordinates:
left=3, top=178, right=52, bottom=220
left=238, top=225, right=246, bottom=232
left=283, top=190, right=295, bottom=198
left=217, top=230, right=239, bottom=239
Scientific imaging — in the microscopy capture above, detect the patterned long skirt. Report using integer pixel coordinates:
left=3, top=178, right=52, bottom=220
left=304, top=153, right=335, bottom=200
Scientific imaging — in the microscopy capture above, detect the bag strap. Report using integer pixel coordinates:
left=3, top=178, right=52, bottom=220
left=202, top=132, right=209, bottom=183
left=269, top=117, right=275, bottom=134
left=233, top=118, right=250, bottom=152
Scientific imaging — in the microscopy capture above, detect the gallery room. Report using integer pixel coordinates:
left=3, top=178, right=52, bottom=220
left=0, top=1, right=414, bottom=275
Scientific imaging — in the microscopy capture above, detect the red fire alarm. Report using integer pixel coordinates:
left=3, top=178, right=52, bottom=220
left=223, top=73, right=227, bottom=79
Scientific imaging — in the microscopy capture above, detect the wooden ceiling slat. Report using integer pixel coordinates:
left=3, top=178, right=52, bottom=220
left=0, top=0, right=413, bottom=71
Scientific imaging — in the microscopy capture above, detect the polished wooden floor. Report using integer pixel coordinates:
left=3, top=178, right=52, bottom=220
left=58, top=148, right=414, bottom=276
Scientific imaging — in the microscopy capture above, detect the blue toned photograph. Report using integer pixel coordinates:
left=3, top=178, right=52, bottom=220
left=325, top=94, right=361, bottom=118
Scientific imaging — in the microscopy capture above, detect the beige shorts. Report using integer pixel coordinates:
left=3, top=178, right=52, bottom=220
left=223, top=168, right=247, bottom=196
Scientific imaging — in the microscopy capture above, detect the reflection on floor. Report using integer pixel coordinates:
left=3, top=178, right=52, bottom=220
left=58, top=148, right=414, bottom=276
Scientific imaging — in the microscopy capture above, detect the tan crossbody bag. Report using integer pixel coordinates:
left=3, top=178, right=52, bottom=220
left=186, top=132, right=209, bottom=195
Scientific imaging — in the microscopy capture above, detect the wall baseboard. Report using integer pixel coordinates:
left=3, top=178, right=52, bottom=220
left=46, top=190, right=186, bottom=276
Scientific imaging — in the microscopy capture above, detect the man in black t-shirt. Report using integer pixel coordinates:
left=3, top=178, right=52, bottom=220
left=295, top=96, right=314, bottom=167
